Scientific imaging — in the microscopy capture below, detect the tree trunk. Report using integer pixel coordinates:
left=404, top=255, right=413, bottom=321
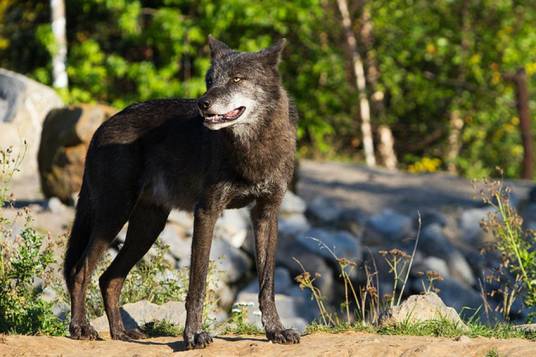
left=359, top=3, right=397, bottom=169
left=508, top=68, right=533, bottom=180
left=336, top=0, right=376, bottom=167
left=446, top=110, right=464, bottom=174
left=50, top=0, right=68, bottom=88
left=446, top=0, right=471, bottom=174
left=377, top=125, right=397, bottom=170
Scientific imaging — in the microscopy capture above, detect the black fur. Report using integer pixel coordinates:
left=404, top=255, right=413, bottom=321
left=64, top=37, right=299, bottom=348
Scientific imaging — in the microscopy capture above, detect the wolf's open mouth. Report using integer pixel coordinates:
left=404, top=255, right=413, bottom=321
left=203, top=106, right=246, bottom=124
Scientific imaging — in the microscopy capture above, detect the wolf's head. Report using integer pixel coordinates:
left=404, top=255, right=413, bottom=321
left=198, top=36, right=286, bottom=131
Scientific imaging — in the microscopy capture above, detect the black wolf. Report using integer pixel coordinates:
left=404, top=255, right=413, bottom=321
left=63, top=36, right=299, bottom=349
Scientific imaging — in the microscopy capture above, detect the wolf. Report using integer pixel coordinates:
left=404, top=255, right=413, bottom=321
left=63, top=36, right=300, bottom=349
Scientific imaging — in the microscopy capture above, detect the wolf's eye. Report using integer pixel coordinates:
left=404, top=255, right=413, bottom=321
left=233, top=77, right=242, bottom=83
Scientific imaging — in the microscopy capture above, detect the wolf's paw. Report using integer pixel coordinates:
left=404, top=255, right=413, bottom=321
left=69, top=321, right=100, bottom=340
left=111, top=328, right=147, bottom=341
left=267, top=328, right=300, bottom=344
left=184, top=331, right=213, bottom=349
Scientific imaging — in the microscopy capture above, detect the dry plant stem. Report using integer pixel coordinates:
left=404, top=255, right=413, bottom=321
left=343, top=272, right=350, bottom=323
left=397, top=212, right=421, bottom=306
left=388, top=258, right=400, bottom=307
left=478, top=278, right=493, bottom=322
left=293, top=257, right=330, bottom=325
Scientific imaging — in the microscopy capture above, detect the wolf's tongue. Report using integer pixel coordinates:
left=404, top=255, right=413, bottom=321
left=224, top=108, right=240, bottom=119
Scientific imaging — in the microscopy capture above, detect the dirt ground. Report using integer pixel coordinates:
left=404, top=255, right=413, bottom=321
left=1, top=332, right=535, bottom=357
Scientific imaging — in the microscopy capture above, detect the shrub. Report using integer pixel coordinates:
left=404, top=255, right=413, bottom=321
left=479, top=178, right=536, bottom=321
left=0, top=147, right=67, bottom=335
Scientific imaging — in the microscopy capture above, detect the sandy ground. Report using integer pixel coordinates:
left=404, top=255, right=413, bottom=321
left=1, top=332, right=535, bottom=357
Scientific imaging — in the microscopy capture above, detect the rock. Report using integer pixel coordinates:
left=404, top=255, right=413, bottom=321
left=0, top=68, right=63, bottom=180
left=91, top=300, right=186, bottom=332
left=278, top=214, right=311, bottom=239
left=234, top=290, right=317, bottom=333
left=296, top=228, right=362, bottom=264
left=529, top=186, right=536, bottom=203
left=459, top=208, right=493, bottom=243
left=46, top=197, right=67, bottom=214
left=413, top=210, right=448, bottom=229
left=280, top=191, right=307, bottom=216
left=38, top=104, right=117, bottom=203
left=210, top=238, right=252, bottom=284
left=305, top=196, right=344, bottom=226
left=421, top=256, right=450, bottom=278
left=214, top=208, right=251, bottom=248
left=418, top=223, right=456, bottom=258
left=158, top=225, right=190, bottom=262
left=240, top=267, right=293, bottom=295
left=276, top=236, right=335, bottom=302
left=379, top=293, right=467, bottom=329
left=215, top=282, right=236, bottom=310
left=432, top=278, right=482, bottom=318
left=447, top=251, right=476, bottom=287
left=336, top=208, right=368, bottom=236
left=167, top=210, right=194, bottom=235
left=363, top=209, right=412, bottom=246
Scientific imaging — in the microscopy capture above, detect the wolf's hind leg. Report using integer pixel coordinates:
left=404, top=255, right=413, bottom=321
left=66, top=182, right=137, bottom=340
left=251, top=197, right=300, bottom=344
left=68, top=216, right=130, bottom=340
left=99, top=202, right=170, bottom=341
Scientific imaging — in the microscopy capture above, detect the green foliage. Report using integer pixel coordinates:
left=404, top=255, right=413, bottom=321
left=222, top=303, right=264, bottom=336
left=142, top=320, right=183, bottom=337
left=0, top=148, right=67, bottom=336
left=370, top=0, right=535, bottom=177
left=307, top=319, right=535, bottom=340
left=0, top=228, right=66, bottom=336
left=55, top=240, right=189, bottom=320
left=480, top=178, right=536, bottom=319
left=0, top=1, right=535, bottom=176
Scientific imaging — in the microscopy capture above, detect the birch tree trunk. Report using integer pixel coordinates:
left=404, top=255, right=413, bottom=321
left=51, top=0, right=68, bottom=88
left=359, top=3, right=397, bottom=169
left=336, top=0, right=376, bottom=167
left=446, top=110, right=464, bottom=173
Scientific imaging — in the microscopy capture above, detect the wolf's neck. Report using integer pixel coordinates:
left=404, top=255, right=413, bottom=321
left=221, top=91, right=292, bottom=181
left=226, top=89, right=289, bottom=148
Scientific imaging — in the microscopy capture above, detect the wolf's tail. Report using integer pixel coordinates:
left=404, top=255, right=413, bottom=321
left=64, top=181, right=93, bottom=285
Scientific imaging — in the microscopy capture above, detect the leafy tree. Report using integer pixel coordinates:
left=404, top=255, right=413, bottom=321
left=0, top=0, right=534, bottom=178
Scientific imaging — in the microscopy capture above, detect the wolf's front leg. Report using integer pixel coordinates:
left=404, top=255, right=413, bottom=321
left=251, top=197, right=300, bottom=344
left=183, top=203, right=220, bottom=349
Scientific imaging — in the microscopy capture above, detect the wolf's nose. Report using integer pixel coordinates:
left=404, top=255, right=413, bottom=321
left=198, top=98, right=210, bottom=111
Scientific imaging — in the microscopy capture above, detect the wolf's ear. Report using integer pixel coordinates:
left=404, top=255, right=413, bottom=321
left=208, top=35, right=232, bottom=60
left=258, top=38, right=287, bottom=67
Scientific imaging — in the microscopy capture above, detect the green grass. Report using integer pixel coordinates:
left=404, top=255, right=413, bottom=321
left=221, top=322, right=264, bottom=336
left=486, top=348, right=500, bottom=357
left=142, top=320, right=183, bottom=337
left=305, top=319, right=536, bottom=340
left=220, top=304, right=264, bottom=336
